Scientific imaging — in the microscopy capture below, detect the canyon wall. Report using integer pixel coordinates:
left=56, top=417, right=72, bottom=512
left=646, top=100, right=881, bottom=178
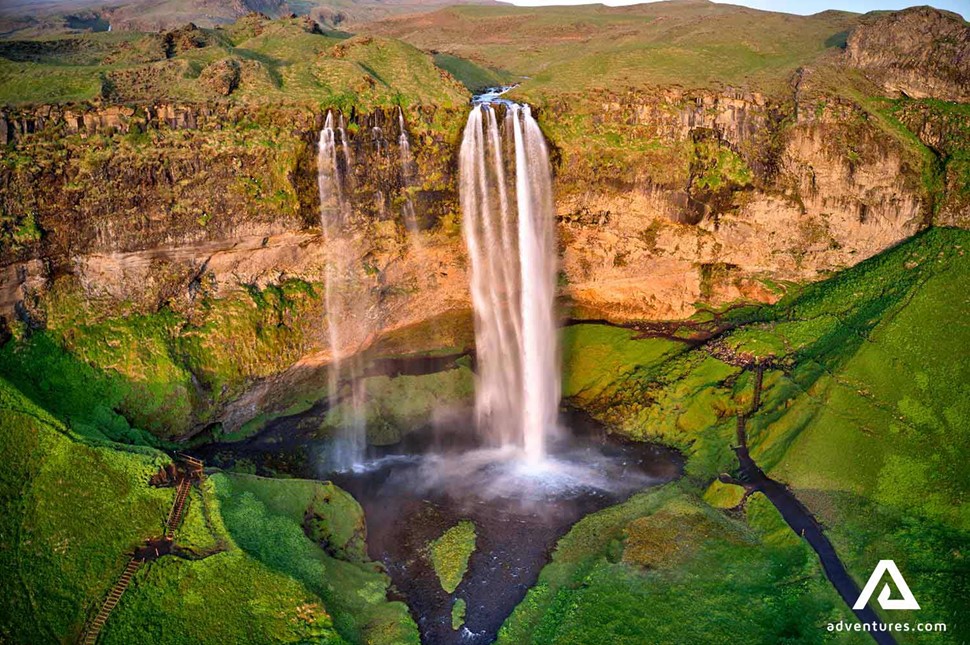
left=0, top=85, right=960, bottom=436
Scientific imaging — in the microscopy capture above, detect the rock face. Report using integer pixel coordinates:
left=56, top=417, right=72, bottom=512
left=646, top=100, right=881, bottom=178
left=548, top=88, right=927, bottom=320
left=0, top=84, right=960, bottom=435
left=0, top=90, right=947, bottom=329
left=845, top=6, right=970, bottom=103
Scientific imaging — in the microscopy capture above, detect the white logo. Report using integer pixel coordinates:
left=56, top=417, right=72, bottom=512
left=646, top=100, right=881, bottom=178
left=854, top=560, right=920, bottom=610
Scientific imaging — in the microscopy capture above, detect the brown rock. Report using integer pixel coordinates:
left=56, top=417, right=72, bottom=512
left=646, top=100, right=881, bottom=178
left=845, top=6, right=970, bottom=102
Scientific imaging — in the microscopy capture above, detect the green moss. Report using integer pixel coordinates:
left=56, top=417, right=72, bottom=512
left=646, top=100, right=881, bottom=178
left=0, top=376, right=170, bottom=643
left=0, top=277, right=322, bottom=442
left=433, top=53, right=511, bottom=91
left=558, top=227, right=970, bottom=642
left=427, top=520, right=477, bottom=594
left=703, top=479, right=746, bottom=509
left=451, top=598, right=466, bottom=631
left=498, top=484, right=864, bottom=644
left=225, top=473, right=367, bottom=563
left=211, top=473, right=418, bottom=644
left=361, top=366, right=474, bottom=445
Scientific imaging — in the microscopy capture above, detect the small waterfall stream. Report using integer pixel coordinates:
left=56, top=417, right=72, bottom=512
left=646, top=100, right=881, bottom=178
left=317, top=111, right=367, bottom=470
left=459, top=100, right=560, bottom=464
left=398, top=108, right=419, bottom=232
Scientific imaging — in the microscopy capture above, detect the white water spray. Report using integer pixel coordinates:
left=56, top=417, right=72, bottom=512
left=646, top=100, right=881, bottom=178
left=317, top=111, right=367, bottom=470
left=398, top=108, right=419, bottom=231
left=459, top=102, right=559, bottom=464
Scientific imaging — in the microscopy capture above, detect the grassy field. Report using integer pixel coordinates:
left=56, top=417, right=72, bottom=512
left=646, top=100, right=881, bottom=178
left=0, top=15, right=468, bottom=107
left=106, top=472, right=418, bottom=644
left=0, top=369, right=419, bottom=644
left=368, top=2, right=860, bottom=98
left=554, top=227, right=970, bottom=643
left=0, top=375, right=170, bottom=643
left=498, top=483, right=867, bottom=644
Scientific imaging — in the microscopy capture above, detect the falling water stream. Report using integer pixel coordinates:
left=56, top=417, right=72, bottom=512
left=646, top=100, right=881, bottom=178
left=232, top=95, right=684, bottom=643
left=317, top=111, right=367, bottom=470
left=399, top=107, right=420, bottom=232
left=459, top=100, right=559, bottom=463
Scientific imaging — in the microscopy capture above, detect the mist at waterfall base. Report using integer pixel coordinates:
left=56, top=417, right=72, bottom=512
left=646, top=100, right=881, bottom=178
left=237, top=95, right=683, bottom=643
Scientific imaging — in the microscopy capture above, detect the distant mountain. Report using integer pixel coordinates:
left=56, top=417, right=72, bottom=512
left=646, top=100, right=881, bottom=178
left=0, top=0, right=493, bottom=38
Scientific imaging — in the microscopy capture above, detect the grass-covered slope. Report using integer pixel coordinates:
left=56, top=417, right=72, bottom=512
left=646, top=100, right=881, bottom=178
left=0, top=373, right=418, bottom=644
left=557, top=227, right=970, bottom=642
left=0, top=376, right=170, bottom=642
left=104, top=472, right=417, bottom=645
left=0, top=278, right=323, bottom=442
left=369, top=2, right=859, bottom=97
left=498, top=484, right=866, bottom=644
left=0, top=15, right=468, bottom=107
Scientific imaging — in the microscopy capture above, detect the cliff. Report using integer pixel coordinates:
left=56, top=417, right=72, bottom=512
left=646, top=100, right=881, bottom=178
left=2, top=3, right=968, bottom=439
left=2, top=81, right=958, bottom=439
left=845, top=6, right=970, bottom=103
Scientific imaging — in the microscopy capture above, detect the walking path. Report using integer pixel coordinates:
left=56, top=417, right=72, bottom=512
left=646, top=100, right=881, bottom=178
left=79, top=456, right=204, bottom=645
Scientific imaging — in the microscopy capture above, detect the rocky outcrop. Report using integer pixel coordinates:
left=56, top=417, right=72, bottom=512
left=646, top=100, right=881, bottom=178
left=0, top=86, right=958, bottom=436
left=845, top=6, right=970, bottom=103
left=548, top=88, right=926, bottom=320
left=0, top=89, right=946, bottom=329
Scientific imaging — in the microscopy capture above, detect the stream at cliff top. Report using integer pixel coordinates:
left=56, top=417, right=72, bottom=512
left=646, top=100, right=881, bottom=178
left=194, top=402, right=683, bottom=645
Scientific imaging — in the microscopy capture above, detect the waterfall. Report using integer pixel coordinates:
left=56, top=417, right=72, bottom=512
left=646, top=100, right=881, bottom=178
left=459, top=103, right=559, bottom=464
left=317, top=111, right=367, bottom=470
left=398, top=108, right=418, bottom=231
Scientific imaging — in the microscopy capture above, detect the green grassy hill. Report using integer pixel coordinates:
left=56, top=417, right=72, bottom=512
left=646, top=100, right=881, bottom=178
left=367, top=1, right=861, bottom=97
left=553, top=226, right=970, bottom=643
left=0, top=15, right=469, bottom=107
left=0, top=374, right=417, bottom=644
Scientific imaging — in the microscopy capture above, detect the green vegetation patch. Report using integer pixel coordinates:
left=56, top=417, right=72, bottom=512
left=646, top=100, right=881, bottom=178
left=0, top=376, right=170, bottom=643
left=558, top=227, right=970, bottom=643
left=0, top=16, right=468, bottom=107
left=433, top=53, right=511, bottom=92
left=0, top=278, right=322, bottom=442
left=106, top=472, right=417, bottom=644
left=451, top=598, right=466, bottom=631
left=498, top=484, right=864, bottom=644
left=427, top=520, right=477, bottom=594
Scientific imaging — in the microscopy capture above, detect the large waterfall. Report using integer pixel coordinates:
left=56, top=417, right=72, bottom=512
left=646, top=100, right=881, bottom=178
left=459, top=102, right=560, bottom=464
left=317, top=111, right=367, bottom=470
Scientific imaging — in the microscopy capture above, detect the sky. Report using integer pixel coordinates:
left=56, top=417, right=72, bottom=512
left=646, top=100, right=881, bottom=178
left=500, top=0, right=970, bottom=19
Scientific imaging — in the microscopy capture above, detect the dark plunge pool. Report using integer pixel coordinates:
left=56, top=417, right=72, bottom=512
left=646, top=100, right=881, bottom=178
left=195, top=406, right=683, bottom=644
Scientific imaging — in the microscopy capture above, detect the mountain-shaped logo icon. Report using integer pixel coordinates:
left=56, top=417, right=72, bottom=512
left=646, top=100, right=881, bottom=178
left=854, top=560, right=920, bottom=611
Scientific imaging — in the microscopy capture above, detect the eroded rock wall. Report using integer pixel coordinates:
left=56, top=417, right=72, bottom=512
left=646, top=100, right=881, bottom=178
left=0, top=88, right=957, bottom=436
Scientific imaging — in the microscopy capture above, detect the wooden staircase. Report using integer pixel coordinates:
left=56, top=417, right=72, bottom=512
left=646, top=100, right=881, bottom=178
left=166, top=478, right=191, bottom=539
left=81, top=556, right=142, bottom=645
left=78, top=456, right=203, bottom=644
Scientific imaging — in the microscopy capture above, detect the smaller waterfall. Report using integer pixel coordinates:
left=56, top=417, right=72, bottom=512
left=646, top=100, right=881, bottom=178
left=459, top=102, right=560, bottom=464
left=317, top=111, right=367, bottom=470
left=398, top=108, right=419, bottom=232
left=372, top=126, right=386, bottom=155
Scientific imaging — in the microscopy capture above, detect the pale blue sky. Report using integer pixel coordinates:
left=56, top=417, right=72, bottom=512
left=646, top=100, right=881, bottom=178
left=501, top=0, right=969, bottom=19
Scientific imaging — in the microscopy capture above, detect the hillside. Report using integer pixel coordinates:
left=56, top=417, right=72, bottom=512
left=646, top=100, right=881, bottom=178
left=366, top=1, right=862, bottom=96
left=0, top=0, right=493, bottom=38
left=0, top=4, right=968, bottom=643
left=0, top=14, right=469, bottom=106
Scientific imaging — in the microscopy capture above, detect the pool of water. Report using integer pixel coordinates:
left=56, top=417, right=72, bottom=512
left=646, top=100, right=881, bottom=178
left=196, top=407, right=682, bottom=644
